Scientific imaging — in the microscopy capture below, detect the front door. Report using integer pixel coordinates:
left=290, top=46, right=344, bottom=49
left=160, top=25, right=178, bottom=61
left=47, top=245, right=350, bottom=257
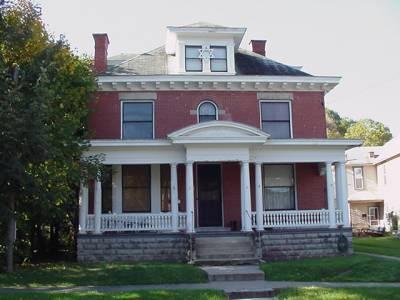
left=197, top=164, right=222, bottom=227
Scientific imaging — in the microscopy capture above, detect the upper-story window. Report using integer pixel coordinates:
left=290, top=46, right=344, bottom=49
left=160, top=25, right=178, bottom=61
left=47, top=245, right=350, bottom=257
left=210, top=46, right=227, bottom=72
left=185, top=46, right=202, bottom=72
left=260, top=101, right=292, bottom=139
left=353, top=166, right=364, bottom=190
left=122, top=102, right=153, bottom=139
left=198, top=101, right=218, bottom=123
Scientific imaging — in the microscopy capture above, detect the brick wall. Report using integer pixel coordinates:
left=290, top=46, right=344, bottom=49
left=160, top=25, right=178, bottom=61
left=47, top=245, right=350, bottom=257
left=89, top=91, right=327, bottom=139
left=296, top=163, right=327, bottom=209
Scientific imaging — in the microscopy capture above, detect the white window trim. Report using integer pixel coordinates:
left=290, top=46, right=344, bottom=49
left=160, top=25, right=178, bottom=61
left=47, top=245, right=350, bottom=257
left=259, top=100, right=293, bottom=139
left=197, top=100, right=219, bottom=123
left=120, top=100, right=155, bottom=140
left=353, top=166, right=364, bottom=190
left=368, top=206, right=379, bottom=226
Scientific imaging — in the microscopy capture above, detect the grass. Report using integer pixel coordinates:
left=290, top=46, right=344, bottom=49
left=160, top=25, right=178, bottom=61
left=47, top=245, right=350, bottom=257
left=261, top=254, right=400, bottom=282
left=277, top=287, right=400, bottom=300
left=353, top=236, right=400, bottom=257
left=0, top=262, right=208, bottom=288
left=0, top=289, right=226, bottom=300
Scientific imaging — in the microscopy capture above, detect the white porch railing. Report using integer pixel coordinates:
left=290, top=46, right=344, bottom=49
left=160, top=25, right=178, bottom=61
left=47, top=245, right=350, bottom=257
left=251, top=209, right=344, bottom=228
left=85, top=213, right=187, bottom=232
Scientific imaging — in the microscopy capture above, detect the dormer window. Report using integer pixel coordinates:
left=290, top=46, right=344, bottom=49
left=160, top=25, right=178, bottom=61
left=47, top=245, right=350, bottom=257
left=185, top=46, right=202, bottom=72
left=210, top=46, right=227, bottom=72
left=198, top=101, right=218, bottom=123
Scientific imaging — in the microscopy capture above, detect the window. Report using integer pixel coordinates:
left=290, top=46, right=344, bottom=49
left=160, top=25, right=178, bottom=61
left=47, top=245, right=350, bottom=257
left=185, top=46, right=202, bottom=72
left=122, top=102, right=153, bottom=139
left=160, top=164, right=171, bottom=212
left=263, top=164, right=295, bottom=210
left=353, top=167, right=364, bottom=190
left=260, top=102, right=291, bottom=139
left=198, top=101, right=217, bottom=123
left=368, top=207, right=379, bottom=226
left=210, top=46, right=227, bottom=72
left=122, top=165, right=151, bottom=212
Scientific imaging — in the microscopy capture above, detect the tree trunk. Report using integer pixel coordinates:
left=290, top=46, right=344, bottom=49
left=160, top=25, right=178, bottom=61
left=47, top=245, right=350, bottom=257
left=6, top=194, right=16, bottom=273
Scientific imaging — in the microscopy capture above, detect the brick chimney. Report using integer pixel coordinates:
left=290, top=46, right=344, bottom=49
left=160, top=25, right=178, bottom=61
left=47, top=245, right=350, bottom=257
left=250, top=40, right=266, bottom=56
left=93, top=33, right=109, bottom=73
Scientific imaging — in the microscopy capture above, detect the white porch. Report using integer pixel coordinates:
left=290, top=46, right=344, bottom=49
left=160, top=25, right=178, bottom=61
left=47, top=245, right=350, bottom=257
left=79, top=121, right=359, bottom=234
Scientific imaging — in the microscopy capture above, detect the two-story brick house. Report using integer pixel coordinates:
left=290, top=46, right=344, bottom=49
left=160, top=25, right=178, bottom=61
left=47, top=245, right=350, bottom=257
left=77, top=23, right=361, bottom=262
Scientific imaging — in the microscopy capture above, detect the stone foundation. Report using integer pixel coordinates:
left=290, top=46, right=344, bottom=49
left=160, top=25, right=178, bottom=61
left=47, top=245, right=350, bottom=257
left=77, top=233, right=189, bottom=262
left=260, top=228, right=353, bottom=261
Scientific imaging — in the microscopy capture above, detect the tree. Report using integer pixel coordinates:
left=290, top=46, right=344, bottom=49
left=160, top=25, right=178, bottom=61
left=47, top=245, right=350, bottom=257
left=345, top=119, right=393, bottom=146
left=326, top=108, right=355, bottom=138
left=0, top=0, right=98, bottom=272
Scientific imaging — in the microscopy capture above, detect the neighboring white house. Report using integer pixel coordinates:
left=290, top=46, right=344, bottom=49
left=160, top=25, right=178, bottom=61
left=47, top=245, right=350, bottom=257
left=345, top=137, right=400, bottom=230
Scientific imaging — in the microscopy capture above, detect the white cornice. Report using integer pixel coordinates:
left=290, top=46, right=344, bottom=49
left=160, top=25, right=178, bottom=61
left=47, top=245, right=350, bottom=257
left=264, top=139, right=362, bottom=147
left=96, top=75, right=341, bottom=93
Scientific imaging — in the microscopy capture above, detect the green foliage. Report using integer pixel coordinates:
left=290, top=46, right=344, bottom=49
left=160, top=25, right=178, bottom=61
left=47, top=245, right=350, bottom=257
left=0, top=262, right=208, bottom=287
left=345, top=119, right=393, bottom=146
left=353, top=236, right=400, bottom=257
left=261, top=254, right=400, bottom=282
left=325, top=108, right=392, bottom=146
left=0, top=0, right=99, bottom=268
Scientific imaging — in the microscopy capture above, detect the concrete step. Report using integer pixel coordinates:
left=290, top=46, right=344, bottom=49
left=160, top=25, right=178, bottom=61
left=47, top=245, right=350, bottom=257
left=197, top=253, right=256, bottom=260
left=201, top=265, right=265, bottom=282
left=194, top=257, right=260, bottom=266
left=227, top=289, right=277, bottom=299
left=196, top=246, right=255, bottom=254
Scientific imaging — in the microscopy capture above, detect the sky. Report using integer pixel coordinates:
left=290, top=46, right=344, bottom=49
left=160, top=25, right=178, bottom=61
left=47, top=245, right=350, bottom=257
left=36, top=0, right=400, bottom=137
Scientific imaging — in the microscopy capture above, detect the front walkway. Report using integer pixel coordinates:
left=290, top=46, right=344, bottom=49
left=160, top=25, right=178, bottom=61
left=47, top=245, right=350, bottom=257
left=1, top=281, right=400, bottom=294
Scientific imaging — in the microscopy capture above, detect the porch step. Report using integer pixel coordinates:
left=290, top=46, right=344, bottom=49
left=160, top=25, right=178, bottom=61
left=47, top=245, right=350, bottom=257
left=194, top=258, right=260, bottom=266
left=194, top=233, right=258, bottom=263
left=201, top=266, right=265, bottom=282
left=227, top=289, right=277, bottom=299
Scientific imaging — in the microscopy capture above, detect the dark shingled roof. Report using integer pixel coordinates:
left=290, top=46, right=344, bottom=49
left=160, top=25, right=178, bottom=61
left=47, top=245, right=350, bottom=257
left=105, top=46, right=311, bottom=76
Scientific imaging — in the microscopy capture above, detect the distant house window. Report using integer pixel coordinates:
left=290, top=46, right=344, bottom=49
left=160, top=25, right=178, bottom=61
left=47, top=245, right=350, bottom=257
left=198, top=101, right=218, bottom=123
left=261, top=102, right=291, bottom=139
left=122, top=102, right=153, bottom=139
left=210, top=46, right=227, bottom=72
left=122, top=165, right=151, bottom=212
left=353, top=167, right=364, bottom=190
left=263, top=164, right=295, bottom=210
left=185, top=46, right=202, bottom=72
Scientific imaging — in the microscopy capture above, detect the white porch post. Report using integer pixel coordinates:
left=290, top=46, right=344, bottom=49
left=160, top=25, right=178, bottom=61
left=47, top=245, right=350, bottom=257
left=242, top=161, right=252, bottom=231
left=240, top=162, right=245, bottom=230
left=325, top=162, right=336, bottom=229
left=94, top=177, right=102, bottom=234
left=335, top=161, right=350, bottom=227
left=255, top=162, right=264, bottom=231
left=185, top=162, right=195, bottom=233
left=171, top=163, right=179, bottom=232
left=78, top=182, right=88, bottom=234
left=112, top=165, right=122, bottom=214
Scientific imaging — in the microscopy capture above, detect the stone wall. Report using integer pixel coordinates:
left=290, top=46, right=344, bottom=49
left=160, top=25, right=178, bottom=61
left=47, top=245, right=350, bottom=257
left=261, top=228, right=353, bottom=261
left=77, top=233, right=189, bottom=262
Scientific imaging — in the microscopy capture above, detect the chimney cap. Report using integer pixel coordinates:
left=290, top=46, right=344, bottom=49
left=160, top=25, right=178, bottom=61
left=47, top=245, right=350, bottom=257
left=249, top=39, right=266, bottom=43
left=92, top=33, right=110, bottom=45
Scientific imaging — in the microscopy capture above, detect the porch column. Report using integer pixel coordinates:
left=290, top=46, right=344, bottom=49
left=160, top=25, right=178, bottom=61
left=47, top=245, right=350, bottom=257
left=242, top=161, right=252, bottom=232
left=335, top=161, right=350, bottom=227
left=112, top=165, right=122, bottom=214
left=185, top=162, right=195, bottom=233
left=94, top=177, right=102, bottom=234
left=255, top=162, right=264, bottom=231
left=240, top=162, right=245, bottom=230
left=78, top=182, right=88, bottom=234
left=325, top=162, right=336, bottom=229
left=170, top=163, right=179, bottom=232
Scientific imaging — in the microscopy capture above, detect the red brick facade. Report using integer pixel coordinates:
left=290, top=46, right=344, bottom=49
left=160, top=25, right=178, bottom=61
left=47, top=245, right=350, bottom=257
left=89, top=91, right=327, bottom=139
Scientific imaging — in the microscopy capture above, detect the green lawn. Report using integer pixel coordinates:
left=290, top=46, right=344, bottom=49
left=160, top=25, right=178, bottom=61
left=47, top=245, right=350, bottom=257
left=353, top=236, right=400, bottom=257
left=0, top=262, right=208, bottom=288
left=277, top=287, right=400, bottom=300
left=261, top=254, right=400, bottom=282
left=0, top=290, right=226, bottom=300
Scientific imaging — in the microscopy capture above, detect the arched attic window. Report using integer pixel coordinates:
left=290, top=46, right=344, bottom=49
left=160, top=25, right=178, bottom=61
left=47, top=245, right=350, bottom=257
left=198, top=101, right=218, bottom=123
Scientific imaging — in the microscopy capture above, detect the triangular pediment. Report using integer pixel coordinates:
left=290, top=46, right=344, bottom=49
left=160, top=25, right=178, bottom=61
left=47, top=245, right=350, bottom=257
left=168, top=121, right=270, bottom=144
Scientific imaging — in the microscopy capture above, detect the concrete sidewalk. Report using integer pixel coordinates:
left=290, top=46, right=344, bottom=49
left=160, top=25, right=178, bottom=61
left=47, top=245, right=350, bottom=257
left=1, top=281, right=400, bottom=294
left=356, top=251, right=400, bottom=261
